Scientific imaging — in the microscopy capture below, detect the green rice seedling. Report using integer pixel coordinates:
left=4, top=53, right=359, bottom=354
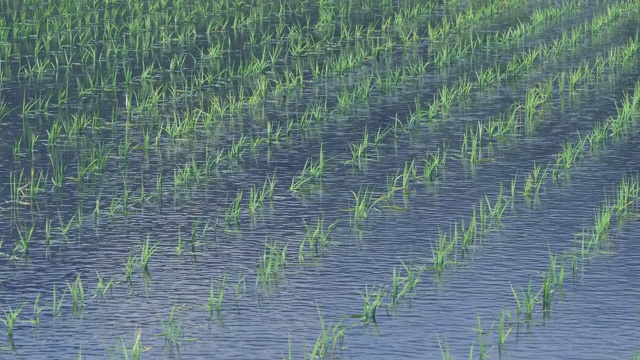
left=139, top=235, right=157, bottom=272
left=388, top=262, right=421, bottom=306
left=14, top=223, right=34, bottom=257
left=429, top=229, right=457, bottom=273
left=224, top=190, right=243, bottom=226
left=263, top=171, right=277, bottom=202
left=124, top=255, right=137, bottom=282
left=399, top=159, right=417, bottom=194
left=227, top=135, right=247, bottom=163
left=615, top=175, right=639, bottom=219
left=524, top=87, right=544, bottom=130
left=553, top=137, right=587, bottom=179
left=345, top=129, right=370, bottom=169
left=423, top=148, right=445, bottom=182
left=461, top=123, right=486, bottom=164
left=248, top=183, right=267, bottom=215
left=588, top=122, right=609, bottom=152
left=496, top=309, right=513, bottom=351
left=510, top=278, right=540, bottom=321
left=93, top=196, right=101, bottom=220
left=568, top=66, right=583, bottom=92
left=58, top=211, right=77, bottom=237
left=374, top=126, right=391, bottom=145
left=360, top=286, right=384, bottom=324
left=49, top=152, right=66, bottom=189
left=460, top=216, right=478, bottom=254
left=529, top=163, right=549, bottom=195
left=437, top=336, right=453, bottom=360
left=124, top=336, right=153, bottom=360
left=485, top=192, right=509, bottom=225
left=159, top=304, right=185, bottom=354
left=190, top=219, right=200, bottom=254
left=350, top=188, right=374, bottom=229
left=407, top=100, right=428, bottom=127
left=548, top=251, right=565, bottom=289
left=592, top=203, right=614, bottom=245
left=30, top=293, right=44, bottom=326
left=309, top=308, right=345, bottom=359
left=1, top=304, right=23, bottom=337
left=67, top=274, right=85, bottom=311
left=206, top=276, right=227, bottom=316
left=265, top=121, right=284, bottom=144
left=298, top=217, right=339, bottom=262
left=93, top=272, right=114, bottom=298
left=290, top=146, right=326, bottom=193
left=249, top=136, right=264, bottom=155
left=256, top=240, right=287, bottom=287
left=51, top=284, right=65, bottom=317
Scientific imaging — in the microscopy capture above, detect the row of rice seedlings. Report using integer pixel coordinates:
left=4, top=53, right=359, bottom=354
left=378, top=148, right=447, bottom=211
left=431, top=0, right=616, bottom=70
left=382, top=76, right=640, bottom=286
left=427, top=0, right=537, bottom=45
left=454, top=175, right=638, bottom=354
left=149, top=4, right=640, bottom=354
left=0, top=0, right=584, bottom=156
left=1, top=0, right=584, bottom=211
left=18, top=0, right=536, bottom=151
left=460, top=34, right=640, bottom=172
left=506, top=172, right=639, bottom=336
left=122, top=7, right=636, bottom=202
left=396, top=12, right=635, bottom=170
left=0, top=1, right=636, bottom=354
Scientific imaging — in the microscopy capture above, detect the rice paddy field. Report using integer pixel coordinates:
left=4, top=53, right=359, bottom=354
left=1, top=0, right=640, bottom=358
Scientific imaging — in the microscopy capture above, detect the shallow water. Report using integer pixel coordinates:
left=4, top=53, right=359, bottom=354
left=1, top=0, right=640, bottom=359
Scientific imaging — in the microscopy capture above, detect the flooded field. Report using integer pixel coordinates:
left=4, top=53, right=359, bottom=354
left=1, top=0, right=640, bottom=358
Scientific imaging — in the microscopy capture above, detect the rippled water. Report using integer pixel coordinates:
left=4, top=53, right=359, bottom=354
left=1, top=0, right=640, bottom=359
